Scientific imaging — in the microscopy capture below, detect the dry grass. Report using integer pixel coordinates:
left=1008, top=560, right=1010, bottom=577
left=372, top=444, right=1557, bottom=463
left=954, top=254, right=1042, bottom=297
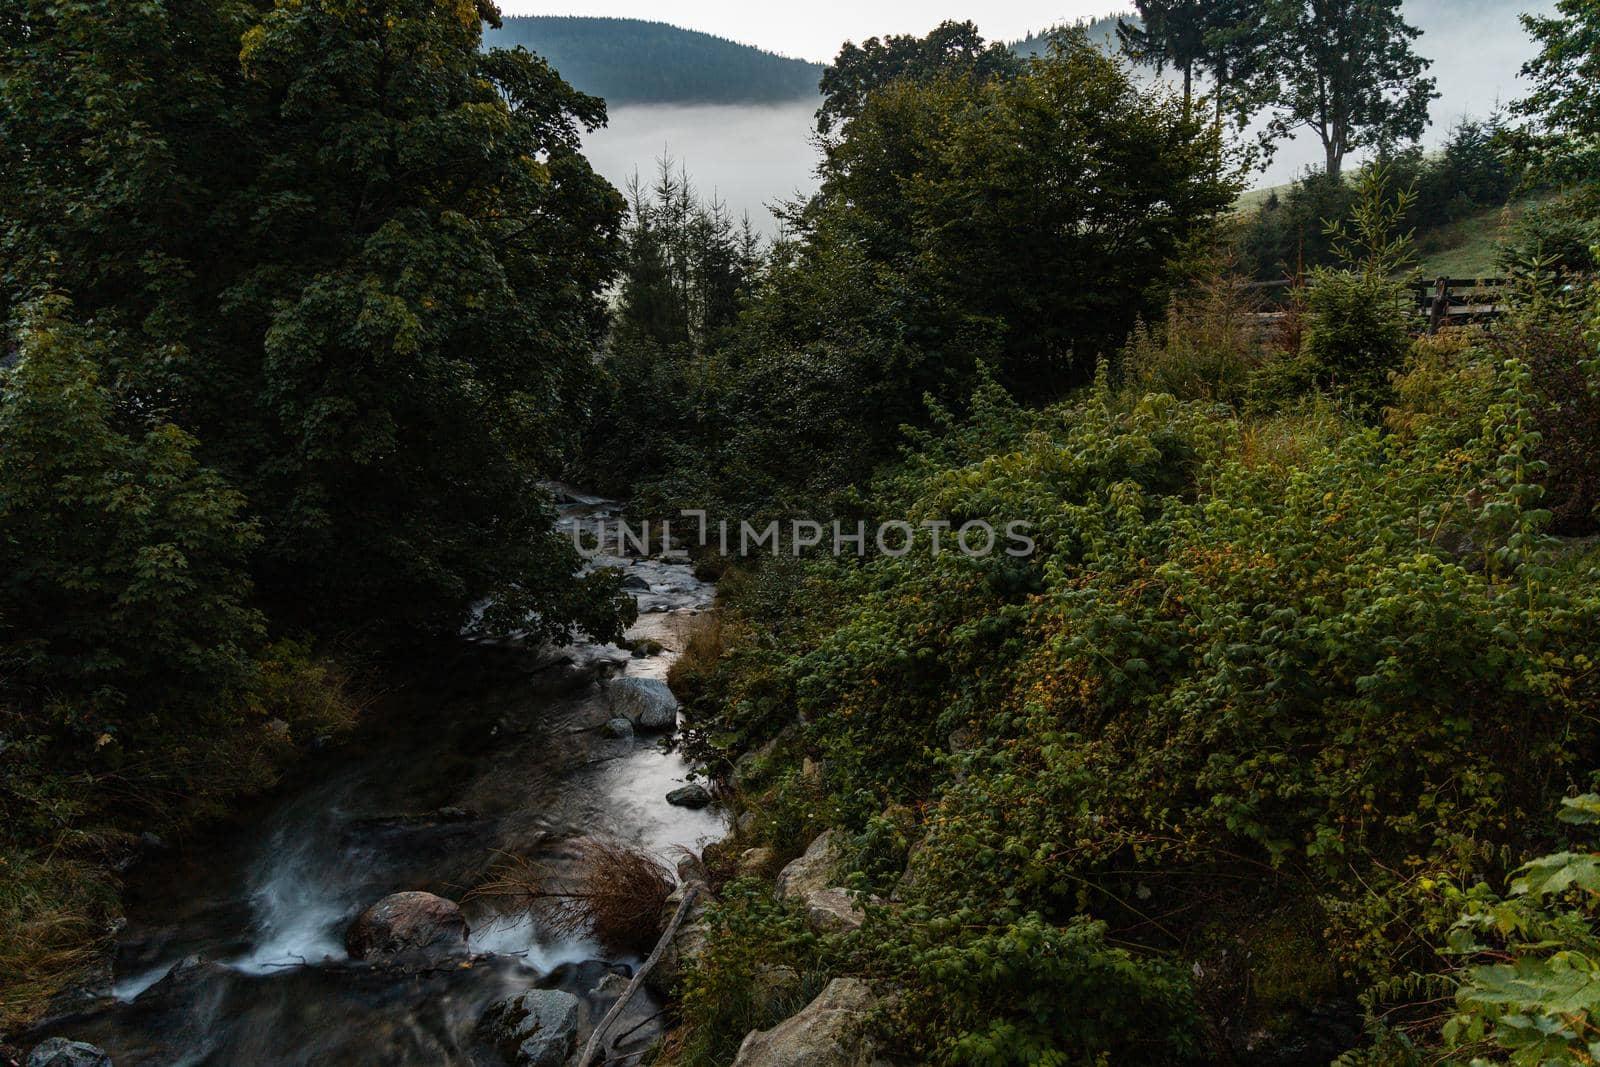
left=473, top=838, right=675, bottom=956
left=0, top=843, right=120, bottom=1032
left=666, top=613, right=724, bottom=698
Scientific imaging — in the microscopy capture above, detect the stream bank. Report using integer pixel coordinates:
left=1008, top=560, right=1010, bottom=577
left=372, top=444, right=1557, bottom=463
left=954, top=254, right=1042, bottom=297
left=18, top=494, right=725, bottom=1067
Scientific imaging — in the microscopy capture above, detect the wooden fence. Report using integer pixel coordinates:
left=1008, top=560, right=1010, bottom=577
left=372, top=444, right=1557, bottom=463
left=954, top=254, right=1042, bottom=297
left=1243, top=277, right=1511, bottom=333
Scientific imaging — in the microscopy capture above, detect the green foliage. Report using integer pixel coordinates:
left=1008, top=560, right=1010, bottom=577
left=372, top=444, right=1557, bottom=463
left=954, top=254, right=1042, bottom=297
left=0, top=303, right=262, bottom=746
left=0, top=303, right=362, bottom=1028
left=1123, top=264, right=1269, bottom=403
left=673, top=879, right=834, bottom=1067
left=663, top=28, right=1236, bottom=512
left=1511, top=0, right=1600, bottom=202
left=816, top=20, right=1022, bottom=136
left=0, top=0, right=633, bottom=642
left=577, top=162, right=764, bottom=498
left=1497, top=200, right=1600, bottom=279
left=1260, top=0, right=1438, bottom=177
left=1260, top=167, right=1417, bottom=416
left=1117, top=0, right=1272, bottom=128
left=1441, top=792, right=1600, bottom=1065
left=883, top=911, right=1202, bottom=1064
left=689, top=314, right=1600, bottom=1058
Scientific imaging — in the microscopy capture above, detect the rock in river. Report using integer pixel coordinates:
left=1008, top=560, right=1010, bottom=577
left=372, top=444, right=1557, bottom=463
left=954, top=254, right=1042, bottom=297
left=600, top=716, right=634, bottom=739
left=345, top=890, right=469, bottom=963
left=666, top=784, right=712, bottom=809
left=607, top=676, right=678, bottom=731
left=479, top=988, right=580, bottom=1067
left=25, top=1039, right=112, bottom=1067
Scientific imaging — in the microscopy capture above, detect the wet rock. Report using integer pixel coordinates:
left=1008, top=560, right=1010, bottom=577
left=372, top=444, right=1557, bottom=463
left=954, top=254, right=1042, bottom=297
left=775, top=831, right=842, bottom=903
left=601, top=717, right=635, bottom=740
left=344, top=891, right=469, bottom=963
left=802, top=887, right=865, bottom=935
left=25, top=1038, right=112, bottom=1067
left=480, top=988, right=580, bottom=1067
left=731, top=978, right=878, bottom=1066
left=666, top=784, right=712, bottom=809
left=676, top=851, right=710, bottom=886
left=621, top=574, right=653, bottom=592
left=607, top=677, right=678, bottom=731
left=591, top=971, right=632, bottom=998
left=138, top=954, right=232, bottom=1003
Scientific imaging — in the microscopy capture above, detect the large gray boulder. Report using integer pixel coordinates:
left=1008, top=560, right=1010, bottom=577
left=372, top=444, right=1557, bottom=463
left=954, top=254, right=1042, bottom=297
left=607, top=677, right=679, bottom=731
left=775, top=831, right=842, bottom=903
left=802, top=887, right=865, bottom=935
left=25, top=1039, right=112, bottom=1067
left=479, top=988, right=580, bottom=1067
left=731, top=978, right=878, bottom=1066
left=344, top=891, right=469, bottom=963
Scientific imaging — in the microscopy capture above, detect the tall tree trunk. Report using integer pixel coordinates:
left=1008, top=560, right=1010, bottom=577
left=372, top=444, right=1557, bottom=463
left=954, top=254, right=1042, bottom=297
left=1183, top=64, right=1193, bottom=122
left=1324, top=136, right=1342, bottom=179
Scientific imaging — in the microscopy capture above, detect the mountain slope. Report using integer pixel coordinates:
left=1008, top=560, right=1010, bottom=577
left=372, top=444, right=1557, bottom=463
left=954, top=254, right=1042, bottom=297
left=1010, top=13, right=1127, bottom=58
left=486, top=17, right=824, bottom=105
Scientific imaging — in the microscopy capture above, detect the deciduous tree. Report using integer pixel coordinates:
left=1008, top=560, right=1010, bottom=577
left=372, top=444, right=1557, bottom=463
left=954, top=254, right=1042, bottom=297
left=1261, top=0, right=1437, bottom=178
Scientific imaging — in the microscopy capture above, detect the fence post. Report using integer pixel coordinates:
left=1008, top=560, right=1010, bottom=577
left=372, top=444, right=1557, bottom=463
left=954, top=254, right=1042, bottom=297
left=1428, top=278, right=1450, bottom=334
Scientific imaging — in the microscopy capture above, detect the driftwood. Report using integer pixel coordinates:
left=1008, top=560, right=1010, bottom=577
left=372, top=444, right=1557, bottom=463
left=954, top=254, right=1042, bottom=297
left=576, top=882, right=702, bottom=1067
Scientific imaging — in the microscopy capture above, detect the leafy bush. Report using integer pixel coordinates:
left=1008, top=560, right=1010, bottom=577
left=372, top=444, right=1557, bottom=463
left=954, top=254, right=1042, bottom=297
left=686, top=334, right=1600, bottom=1060
left=1123, top=263, right=1269, bottom=404
left=0, top=304, right=262, bottom=754
left=1258, top=167, right=1418, bottom=417
left=1440, top=792, right=1600, bottom=1065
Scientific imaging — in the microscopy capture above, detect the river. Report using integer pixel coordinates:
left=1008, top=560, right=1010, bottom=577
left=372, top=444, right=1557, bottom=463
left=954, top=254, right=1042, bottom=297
left=24, top=493, right=724, bottom=1066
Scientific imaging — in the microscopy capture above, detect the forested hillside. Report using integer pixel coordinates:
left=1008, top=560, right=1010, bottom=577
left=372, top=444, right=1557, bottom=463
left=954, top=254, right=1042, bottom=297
left=1010, top=13, right=1124, bottom=57
left=486, top=17, right=825, bottom=104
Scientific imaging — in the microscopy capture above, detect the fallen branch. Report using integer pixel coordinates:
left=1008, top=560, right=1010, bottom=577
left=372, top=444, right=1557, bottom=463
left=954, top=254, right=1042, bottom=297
left=577, top=882, right=701, bottom=1067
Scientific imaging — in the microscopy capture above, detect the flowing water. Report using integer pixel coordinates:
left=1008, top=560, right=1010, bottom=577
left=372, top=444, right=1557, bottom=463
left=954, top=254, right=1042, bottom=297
left=27, top=493, right=725, bottom=1066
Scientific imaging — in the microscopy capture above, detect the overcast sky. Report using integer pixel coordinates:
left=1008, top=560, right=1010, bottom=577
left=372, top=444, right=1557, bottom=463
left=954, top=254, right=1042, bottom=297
left=496, top=1, right=1131, bottom=62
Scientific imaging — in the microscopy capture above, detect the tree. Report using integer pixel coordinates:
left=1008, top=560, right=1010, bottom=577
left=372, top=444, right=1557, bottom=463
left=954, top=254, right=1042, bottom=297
left=1261, top=0, right=1438, bottom=178
left=816, top=20, right=1022, bottom=136
left=0, top=300, right=263, bottom=750
left=1118, top=1, right=1271, bottom=126
left=700, top=30, right=1237, bottom=507
left=1513, top=0, right=1600, bottom=200
left=0, top=0, right=634, bottom=642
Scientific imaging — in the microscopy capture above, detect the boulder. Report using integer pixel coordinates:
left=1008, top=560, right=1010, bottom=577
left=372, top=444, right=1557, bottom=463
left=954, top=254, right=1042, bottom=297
left=25, top=1039, right=112, bottom=1067
left=344, top=891, right=469, bottom=963
left=600, top=716, right=634, bottom=740
left=666, top=784, right=712, bottom=809
left=802, top=887, right=865, bottom=935
left=621, top=574, right=653, bottom=592
left=731, top=978, right=877, bottom=1067
left=736, top=847, right=777, bottom=878
left=479, top=988, right=580, bottom=1067
left=775, top=831, right=842, bottom=903
left=137, top=955, right=232, bottom=1004
left=607, top=677, right=678, bottom=731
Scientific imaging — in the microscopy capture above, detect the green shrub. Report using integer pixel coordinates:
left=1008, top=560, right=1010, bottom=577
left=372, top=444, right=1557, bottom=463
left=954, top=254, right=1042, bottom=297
left=1123, top=265, right=1269, bottom=404
left=687, top=338, right=1600, bottom=1060
left=1439, top=790, right=1600, bottom=1065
